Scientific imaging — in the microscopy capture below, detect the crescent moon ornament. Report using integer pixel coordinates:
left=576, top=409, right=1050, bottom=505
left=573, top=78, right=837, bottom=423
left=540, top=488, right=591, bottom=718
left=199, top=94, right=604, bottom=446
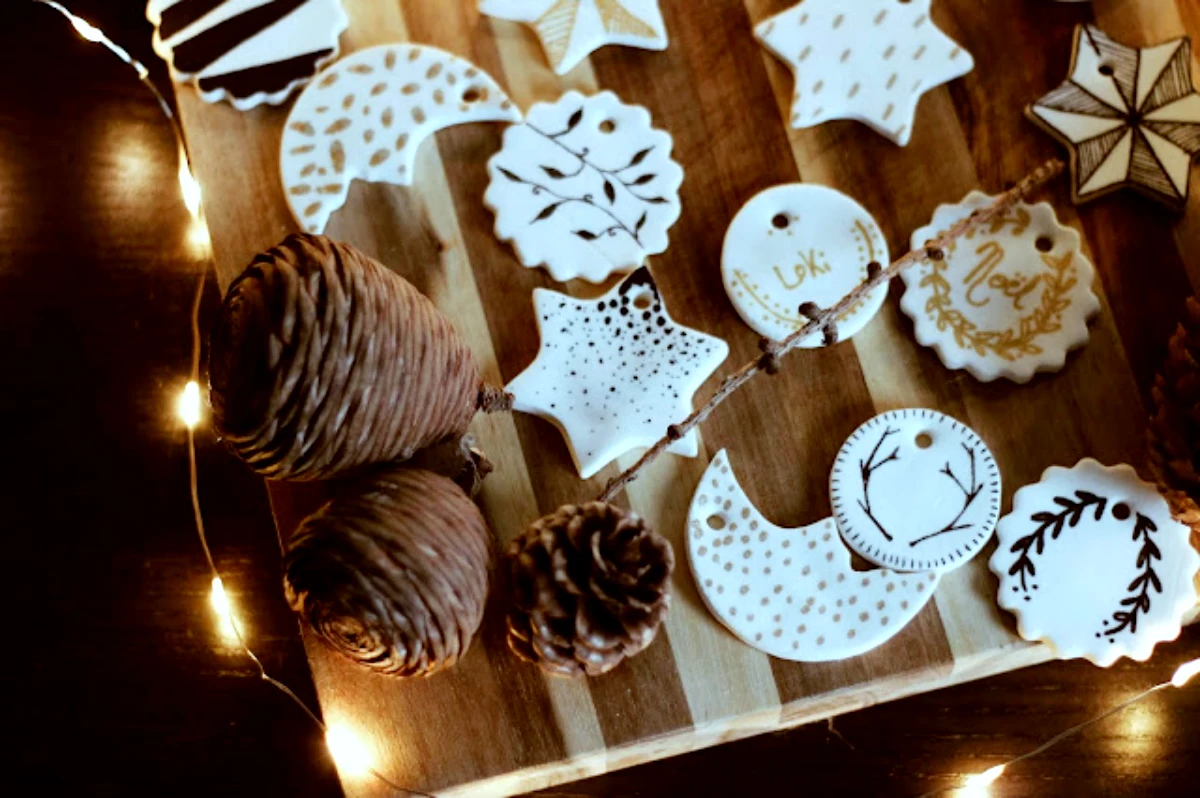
left=686, top=450, right=939, bottom=662
left=280, top=44, right=522, bottom=233
left=831, top=409, right=1001, bottom=573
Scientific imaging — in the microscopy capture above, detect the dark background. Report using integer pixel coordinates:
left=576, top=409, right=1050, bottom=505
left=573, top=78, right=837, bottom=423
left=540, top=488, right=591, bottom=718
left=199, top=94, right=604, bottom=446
left=3, top=1, right=1197, bottom=796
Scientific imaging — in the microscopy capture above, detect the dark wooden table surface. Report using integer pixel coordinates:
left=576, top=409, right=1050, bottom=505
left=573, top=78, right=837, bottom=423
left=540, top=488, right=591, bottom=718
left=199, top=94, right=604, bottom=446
left=4, top=1, right=1198, bottom=796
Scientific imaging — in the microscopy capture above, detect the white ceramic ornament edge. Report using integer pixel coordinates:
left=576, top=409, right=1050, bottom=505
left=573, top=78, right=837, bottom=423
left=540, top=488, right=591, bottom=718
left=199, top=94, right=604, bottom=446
left=989, top=459, right=1200, bottom=666
left=901, top=191, right=1101, bottom=383
left=484, top=90, right=683, bottom=284
left=146, top=0, right=350, bottom=112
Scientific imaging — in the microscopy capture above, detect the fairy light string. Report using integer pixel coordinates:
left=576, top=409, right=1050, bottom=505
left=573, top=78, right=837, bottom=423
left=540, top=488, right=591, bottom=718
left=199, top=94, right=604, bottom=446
left=33, top=1, right=1197, bottom=795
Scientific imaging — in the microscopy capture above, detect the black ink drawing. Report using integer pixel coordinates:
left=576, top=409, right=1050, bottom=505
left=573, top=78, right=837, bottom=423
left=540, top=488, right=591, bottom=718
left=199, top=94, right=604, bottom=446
left=856, top=426, right=983, bottom=546
left=494, top=105, right=670, bottom=246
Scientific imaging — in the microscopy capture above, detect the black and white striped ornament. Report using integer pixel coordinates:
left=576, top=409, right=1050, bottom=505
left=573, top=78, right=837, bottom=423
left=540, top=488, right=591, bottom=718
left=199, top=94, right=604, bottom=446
left=147, top=0, right=349, bottom=110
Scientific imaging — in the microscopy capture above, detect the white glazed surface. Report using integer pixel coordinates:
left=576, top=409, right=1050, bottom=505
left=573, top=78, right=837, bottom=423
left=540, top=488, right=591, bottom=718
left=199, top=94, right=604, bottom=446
left=831, top=408, right=1001, bottom=573
left=485, top=91, right=682, bottom=284
left=506, top=268, right=728, bottom=479
left=1028, top=25, right=1200, bottom=208
left=147, top=0, right=349, bottom=111
left=754, top=0, right=973, bottom=146
left=989, top=459, right=1200, bottom=667
left=479, top=0, right=667, bottom=76
left=902, top=191, right=1100, bottom=383
left=687, top=449, right=940, bottom=662
left=280, top=44, right=521, bottom=233
left=721, top=184, right=888, bottom=344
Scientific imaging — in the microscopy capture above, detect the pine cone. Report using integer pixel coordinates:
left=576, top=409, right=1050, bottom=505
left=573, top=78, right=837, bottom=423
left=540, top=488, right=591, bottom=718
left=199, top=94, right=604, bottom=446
left=1148, top=296, right=1200, bottom=494
left=209, top=233, right=507, bottom=480
left=506, top=502, right=674, bottom=677
left=283, top=467, right=492, bottom=677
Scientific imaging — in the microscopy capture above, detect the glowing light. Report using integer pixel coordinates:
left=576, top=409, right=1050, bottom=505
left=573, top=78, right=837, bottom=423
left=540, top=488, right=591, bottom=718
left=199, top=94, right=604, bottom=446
left=69, top=14, right=105, bottom=42
left=326, top=724, right=374, bottom=777
left=179, top=158, right=203, bottom=219
left=209, top=576, right=240, bottom=643
left=178, top=381, right=202, bottom=429
left=1172, top=658, right=1200, bottom=688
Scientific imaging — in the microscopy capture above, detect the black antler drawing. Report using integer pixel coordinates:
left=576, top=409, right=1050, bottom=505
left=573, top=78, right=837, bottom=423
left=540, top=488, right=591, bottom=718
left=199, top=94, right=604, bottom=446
left=857, top=427, right=900, bottom=541
left=1007, top=490, right=1107, bottom=591
left=909, top=444, right=983, bottom=547
left=494, top=105, right=670, bottom=246
left=1104, top=513, right=1162, bottom=637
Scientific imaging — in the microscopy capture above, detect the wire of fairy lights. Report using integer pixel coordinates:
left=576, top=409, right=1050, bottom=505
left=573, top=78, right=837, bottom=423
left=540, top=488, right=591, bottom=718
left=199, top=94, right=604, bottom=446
left=30, top=2, right=425, bottom=794
left=33, top=1, right=1199, bottom=796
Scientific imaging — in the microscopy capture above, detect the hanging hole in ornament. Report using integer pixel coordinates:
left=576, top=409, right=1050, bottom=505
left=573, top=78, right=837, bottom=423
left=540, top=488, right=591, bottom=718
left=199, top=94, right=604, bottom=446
left=632, top=290, right=653, bottom=310
left=915, top=432, right=933, bottom=450
left=707, top=514, right=727, bottom=530
left=462, top=86, right=484, bottom=104
left=1098, top=63, right=1115, bottom=77
left=772, top=213, right=790, bottom=230
left=599, top=119, right=617, bottom=133
left=1112, top=502, right=1131, bottom=521
left=1035, top=235, right=1054, bottom=252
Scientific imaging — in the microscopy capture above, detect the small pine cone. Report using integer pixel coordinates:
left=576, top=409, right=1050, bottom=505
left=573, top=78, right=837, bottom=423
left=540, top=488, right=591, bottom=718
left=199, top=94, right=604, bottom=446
left=1148, top=296, right=1200, bottom=494
left=283, top=467, right=492, bottom=677
left=506, top=502, right=674, bottom=677
left=209, top=233, right=504, bottom=480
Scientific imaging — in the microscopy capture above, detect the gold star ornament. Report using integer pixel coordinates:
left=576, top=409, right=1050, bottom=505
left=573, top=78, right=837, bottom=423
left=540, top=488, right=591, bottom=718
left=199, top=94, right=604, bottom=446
left=480, top=0, right=666, bottom=75
left=1027, top=25, right=1200, bottom=212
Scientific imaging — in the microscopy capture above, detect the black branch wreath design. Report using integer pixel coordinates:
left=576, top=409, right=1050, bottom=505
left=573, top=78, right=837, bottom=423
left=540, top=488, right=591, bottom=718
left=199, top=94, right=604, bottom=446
left=494, top=106, right=671, bottom=245
left=1007, top=490, right=1106, bottom=591
left=1007, top=491, right=1163, bottom=639
left=857, top=427, right=983, bottom=546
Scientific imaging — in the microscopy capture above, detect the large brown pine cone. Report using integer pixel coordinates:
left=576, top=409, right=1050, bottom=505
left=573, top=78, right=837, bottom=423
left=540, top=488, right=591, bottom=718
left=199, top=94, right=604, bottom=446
left=1148, top=296, right=1200, bottom=494
left=209, top=233, right=505, bottom=480
left=506, top=502, right=673, bottom=677
left=283, top=467, right=492, bottom=677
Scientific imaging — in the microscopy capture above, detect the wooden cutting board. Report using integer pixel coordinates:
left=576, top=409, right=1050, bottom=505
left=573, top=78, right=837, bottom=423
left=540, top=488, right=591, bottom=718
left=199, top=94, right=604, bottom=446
left=175, top=0, right=1200, bottom=795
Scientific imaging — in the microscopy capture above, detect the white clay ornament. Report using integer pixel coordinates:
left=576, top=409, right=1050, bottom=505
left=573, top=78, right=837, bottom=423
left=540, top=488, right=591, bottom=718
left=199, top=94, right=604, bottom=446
left=990, top=460, right=1199, bottom=666
left=721, top=184, right=889, bottom=345
left=506, top=267, right=728, bottom=479
left=687, top=450, right=940, bottom=662
left=479, top=0, right=667, bottom=76
left=831, top=409, right=1001, bottom=573
left=280, top=44, right=522, bottom=233
left=901, top=191, right=1101, bottom=383
left=147, top=0, right=349, bottom=110
left=755, top=0, right=973, bottom=146
left=1028, top=25, right=1200, bottom=212
left=485, top=91, right=683, bottom=284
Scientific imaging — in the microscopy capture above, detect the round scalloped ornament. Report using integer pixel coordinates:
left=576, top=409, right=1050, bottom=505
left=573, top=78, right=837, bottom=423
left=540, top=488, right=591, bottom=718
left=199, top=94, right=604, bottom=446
left=989, top=459, right=1199, bottom=666
left=901, top=191, right=1100, bottom=383
left=147, top=0, right=349, bottom=111
left=830, top=408, right=1001, bottom=573
left=485, top=90, right=683, bottom=284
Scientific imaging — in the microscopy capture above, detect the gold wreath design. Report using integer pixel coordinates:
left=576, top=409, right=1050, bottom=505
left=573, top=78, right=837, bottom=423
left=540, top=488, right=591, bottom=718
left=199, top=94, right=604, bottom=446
left=919, top=207, right=1077, bottom=362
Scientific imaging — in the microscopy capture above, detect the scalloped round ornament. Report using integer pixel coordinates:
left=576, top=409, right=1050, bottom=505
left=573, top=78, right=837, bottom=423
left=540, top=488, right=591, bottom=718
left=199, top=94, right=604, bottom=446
left=989, top=459, right=1199, bottom=666
left=900, top=191, right=1100, bottom=383
left=485, top=90, right=683, bottom=284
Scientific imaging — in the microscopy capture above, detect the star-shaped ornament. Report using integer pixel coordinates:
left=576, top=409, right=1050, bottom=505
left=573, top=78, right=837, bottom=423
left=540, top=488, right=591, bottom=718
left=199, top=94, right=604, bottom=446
left=1028, top=25, right=1200, bottom=211
left=480, top=0, right=667, bottom=75
left=755, top=0, right=973, bottom=146
left=506, top=268, right=728, bottom=479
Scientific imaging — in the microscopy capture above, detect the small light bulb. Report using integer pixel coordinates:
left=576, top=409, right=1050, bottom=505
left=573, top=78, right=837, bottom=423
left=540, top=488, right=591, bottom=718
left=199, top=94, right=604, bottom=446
left=178, top=159, right=203, bottom=219
left=325, top=724, right=373, bottom=777
left=1172, top=658, right=1200, bottom=688
left=69, top=15, right=105, bottom=43
left=178, top=381, right=201, bottom=429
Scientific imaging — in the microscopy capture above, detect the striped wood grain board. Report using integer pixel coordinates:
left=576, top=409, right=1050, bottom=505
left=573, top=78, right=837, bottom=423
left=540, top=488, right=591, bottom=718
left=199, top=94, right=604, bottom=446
left=174, top=0, right=1200, bottom=794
